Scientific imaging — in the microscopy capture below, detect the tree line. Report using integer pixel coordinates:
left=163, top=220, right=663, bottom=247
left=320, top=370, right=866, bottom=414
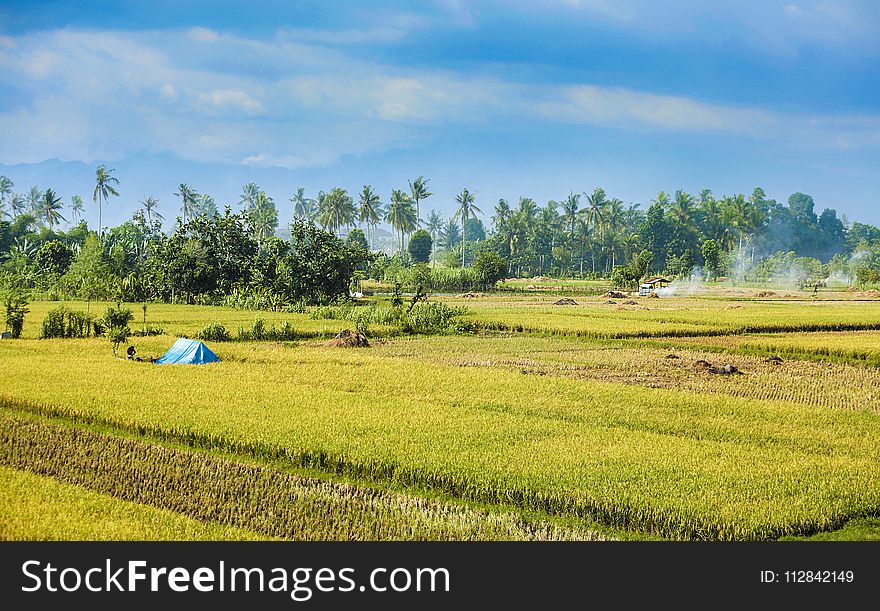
left=2, top=168, right=880, bottom=304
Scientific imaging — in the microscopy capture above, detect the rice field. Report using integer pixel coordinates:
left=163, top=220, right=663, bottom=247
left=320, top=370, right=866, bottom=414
left=448, top=296, right=880, bottom=338
left=2, top=294, right=880, bottom=541
left=0, top=465, right=269, bottom=541
left=2, top=328, right=880, bottom=540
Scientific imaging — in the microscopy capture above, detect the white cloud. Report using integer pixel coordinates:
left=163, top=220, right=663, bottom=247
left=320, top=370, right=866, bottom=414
left=188, top=27, right=220, bottom=43
left=0, top=26, right=876, bottom=169
left=538, top=85, right=776, bottom=134
left=196, top=89, right=264, bottom=114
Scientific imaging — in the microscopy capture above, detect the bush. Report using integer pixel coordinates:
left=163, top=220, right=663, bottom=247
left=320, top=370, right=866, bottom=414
left=197, top=321, right=231, bottom=342
left=238, top=319, right=298, bottom=341
left=400, top=302, right=469, bottom=335
left=103, top=304, right=134, bottom=357
left=40, top=306, right=95, bottom=339
left=3, top=292, right=29, bottom=339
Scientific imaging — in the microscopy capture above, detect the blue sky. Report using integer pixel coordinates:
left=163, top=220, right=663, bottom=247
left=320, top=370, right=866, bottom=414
left=1, top=0, right=879, bottom=229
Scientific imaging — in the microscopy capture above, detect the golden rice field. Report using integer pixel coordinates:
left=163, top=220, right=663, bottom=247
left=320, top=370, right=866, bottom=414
left=666, top=330, right=880, bottom=366
left=446, top=295, right=880, bottom=338
left=2, top=322, right=880, bottom=540
left=2, top=294, right=880, bottom=541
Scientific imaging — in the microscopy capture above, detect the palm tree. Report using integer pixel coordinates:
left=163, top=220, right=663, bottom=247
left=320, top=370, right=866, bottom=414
left=357, top=185, right=383, bottom=249
left=317, top=187, right=355, bottom=236
left=198, top=193, right=217, bottom=217
left=27, top=186, right=43, bottom=214
left=426, top=209, right=444, bottom=266
left=291, top=187, right=317, bottom=222
left=408, top=176, right=432, bottom=226
left=140, top=196, right=163, bottom=225
left=604, top=198, right=625, bottom=269
left=385, top=189, right=417, bottom=253
left=492, top=198, right=511, bottom=230
left=441, top=219, right=461, bottom=251
left=239, top=182, right=260, bottom=211
left=517, top=197, right=538, bottom=236
left=174, top=183, right=200, bottom=224
left=93, top=165, right=120, bottom=237
left=453, top=188, right=482, bottom=268
left=250, top=191, right=278, bottom=244
left=70, top=195, right=85, bottom=224
left=9, top=192, right=26, bottom=217
left=562, top=192, right=580, bottom=238
left=0, top=176, right=12, bottom=208
left=38, top=189, right=66, bottom=228
left=583, top=187, right=607, bottom=235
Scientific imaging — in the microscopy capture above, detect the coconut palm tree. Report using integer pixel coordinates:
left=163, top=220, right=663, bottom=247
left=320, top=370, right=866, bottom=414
left=27, top=186, right=43, bottom=214
left=291, top=187, right=317, bottom=222
left=583, top=187, right=607, bottom=236
left=561, top=192, right=580, bottom=238
left=140, top=196, right=163, bottom=225
left=38, top=189, right=66, bottom=228
left=408, top=176, right=431, bottom=226
left=9, top=192, right=26, bottom=218
left=357, top=185, right=383, bottom=249
left=517, top=197, right=538, bottom=236
left=604, top=198, right=625, bottom=270
left=0, top=176, right=12, bottom=208
left=93, top=165, right=120, bottom=237
left=69, top=195, right=85, bottom=224
left=441, top=218, right=461, bottom=251
left=317, top=187, right=355, bottom=236
left=198, top=193, right=217, bottom=217
left=453, top=188, right=481, bottom=268
left=174, top=183, right=200, bottom=224
left=492, top=198, right=511, bottom=230
left=385, top=189, right=417, bottom=253
left=239, top=182, right=260, bottom=211
left=250, top=191, right=278, bottom=244
left=426, top=209, right=444, bottom=266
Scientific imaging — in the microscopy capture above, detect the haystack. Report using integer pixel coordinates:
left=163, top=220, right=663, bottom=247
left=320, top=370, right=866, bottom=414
left=326, top=329, right=370, bottom=348
left=553, top=298, right=578, bottom=306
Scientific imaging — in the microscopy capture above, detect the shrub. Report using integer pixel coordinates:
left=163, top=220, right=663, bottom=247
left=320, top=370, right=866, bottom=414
left=3, top=292, right=29, bottom=339
left=41, top=306, right=95, bottom=339
left=400, top=302, right=469, bottom=335
left=197, top=321, right=230, bottom=342
left=104, top=304, right=134, bottom=357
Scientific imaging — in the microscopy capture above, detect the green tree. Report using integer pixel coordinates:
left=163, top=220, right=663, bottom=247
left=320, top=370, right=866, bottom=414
left=453, top=188, right=482, bottom=268
left=291, top=187, right=317, bottom=222
left=386, top=189, right=417, bottom=253
left=38, top=188, right=66, bottom=228
left=357, top=185, right=383, bottom=249
left=93, top=165, right=120, bottom=236
left=701, top=239, right=721, bottom=279
left=317, top=187, right=355, bottom=236
left=425, top=210, right=444, bottom=266
left=70, top=194, right=85, bottom=224
left=140, top=196, right=163, bottom=226
left=472, top=250, right=508, bottom=289
left=408, top=229, right=432, bottom=263
left=408, top=176, right=432, bottom=226
left=174, top=183, right=200, bottom=224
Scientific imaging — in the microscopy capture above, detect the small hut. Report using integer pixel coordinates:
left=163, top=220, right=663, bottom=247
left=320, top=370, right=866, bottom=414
left=639, top=277, right=671, bottom=296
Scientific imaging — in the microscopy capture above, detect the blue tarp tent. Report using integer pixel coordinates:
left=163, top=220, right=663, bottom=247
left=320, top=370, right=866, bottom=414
left=155, top=338, right=220, bottom=365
